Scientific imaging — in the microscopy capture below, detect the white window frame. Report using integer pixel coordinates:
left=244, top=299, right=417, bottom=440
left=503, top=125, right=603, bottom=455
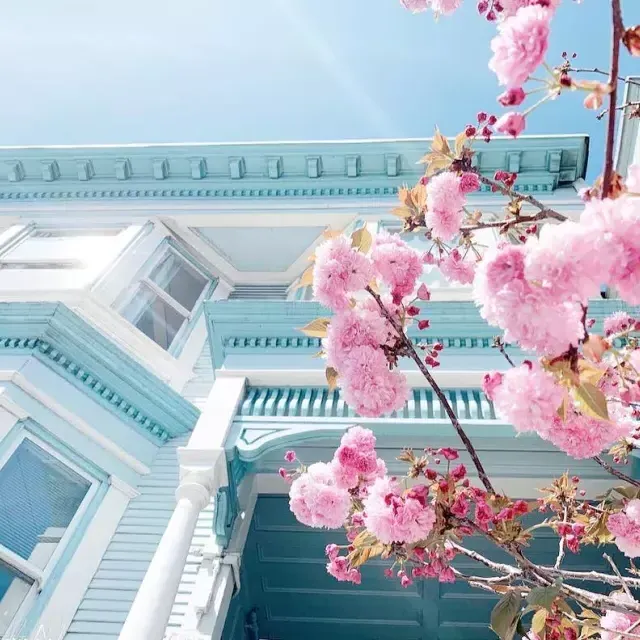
left=0, top=429, right=99, bottom=638
left=119, top=242, right=215, bottom=355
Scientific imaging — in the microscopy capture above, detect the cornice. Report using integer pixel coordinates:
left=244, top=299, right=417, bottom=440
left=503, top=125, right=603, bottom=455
left=0, top=136, right=588, bottom=202
left=0, top=302, right=199, bottom=442
left=206, top=298, right=638, bottom=368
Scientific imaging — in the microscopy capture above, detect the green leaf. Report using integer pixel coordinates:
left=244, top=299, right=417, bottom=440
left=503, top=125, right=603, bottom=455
left=526, top=580, right=562, bottom=611
left=490, top=590, right=522, bottom=640
left=574, top=382, right=610, bottom=421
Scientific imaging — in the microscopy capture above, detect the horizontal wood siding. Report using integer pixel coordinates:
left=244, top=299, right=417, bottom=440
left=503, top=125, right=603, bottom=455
left=181, top=342, right=215, bottom=411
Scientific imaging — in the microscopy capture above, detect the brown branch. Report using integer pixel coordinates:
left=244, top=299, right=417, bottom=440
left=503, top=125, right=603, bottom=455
left=460, top=209, right=559, bottom=234
left=569, top=67, right=640, bottom=87
left=593, top=455, right=640, bottom=488
left=473, top=172, right=568, bottom=222
left=543, top=566, right=640, bottom=589
left=602, top=0, right=624, bottom=198
left=604, top=552, right=634, bottom=598
left=366, top=286, right=496, bottom=494
left=597, top=100, right=640, bottom=121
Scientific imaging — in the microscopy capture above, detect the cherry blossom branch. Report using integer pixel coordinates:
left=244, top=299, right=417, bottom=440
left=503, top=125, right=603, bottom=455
left=596, top=100, right=640, bottom=121
left=366, top=286, right=496, bottom=494
left=569, top=67, right=640, bottom=87
left=472, top=172, right=568, bottom=222
left=460, top=209, right=557, bottom=234
left=601, top=0, right=624, bottom=198
left=604, top=552, right=634, bottom=598
left=543, top=566, right=640, bottom=589
left=554, top=507, right=568, bottom=569
left=593, top=455, right=640, bottom=488
left=493, top=336, right=516, bottom=368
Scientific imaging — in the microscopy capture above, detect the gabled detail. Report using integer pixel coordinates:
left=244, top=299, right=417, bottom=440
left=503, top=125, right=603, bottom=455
left=6, top=161, right=24, bottom=182
left=190, top=157, right=207, bottom=179
left=41, top=160, right=60, bottom=182
left=229, top=157, right=246, bottom=180
left=346, top=155, right=361, bottom=178
left=385, top=153, right=400, bottom=177
left=306, top=156, right=322, bottom=179
left=76, top=159, right=94, bottom=181
left=115, top=158, right=132, bottom=180
left=152, top=158, right=169, bottom=180
left=267, top=156, right=283, bottom=179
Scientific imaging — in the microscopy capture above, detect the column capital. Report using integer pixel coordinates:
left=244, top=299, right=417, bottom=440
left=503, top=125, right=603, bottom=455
left=176, top=447, right=227, bottom=509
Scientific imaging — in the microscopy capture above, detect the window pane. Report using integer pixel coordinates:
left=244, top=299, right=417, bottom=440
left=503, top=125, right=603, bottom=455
left=0, top=440, right=91, bottom=570
left=0, top=559, right=33, bottom=637
left=123, top=286, right=185, bottom=350
left=149, top=253, right=207, bottom=312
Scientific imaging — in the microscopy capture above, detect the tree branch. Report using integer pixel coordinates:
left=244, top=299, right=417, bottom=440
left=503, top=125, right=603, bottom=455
left=602, top=0, right=624, bottom=198
left=593, top=455, right=640, bottom=488
left=366, top=286, right=496, bottom=494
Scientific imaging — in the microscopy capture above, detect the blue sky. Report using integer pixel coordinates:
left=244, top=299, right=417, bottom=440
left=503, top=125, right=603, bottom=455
left=2, top=0, right=639, bottom=178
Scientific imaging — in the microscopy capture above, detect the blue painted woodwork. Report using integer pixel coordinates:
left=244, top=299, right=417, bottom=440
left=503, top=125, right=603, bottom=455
left=193, top=226, right=326, bottom=272
left=206, top=298, right=638, bottom=371
left=239, top=496, right=626, bottom=640
left=0, top=137, right=587, bottom=203
left=65, top=434, right=216, bottom=640
left=0, top=302, right=199, bottom=442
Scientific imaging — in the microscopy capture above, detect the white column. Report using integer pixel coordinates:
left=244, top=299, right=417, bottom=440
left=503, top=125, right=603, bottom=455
left=119, top=376, right=247, bottom=640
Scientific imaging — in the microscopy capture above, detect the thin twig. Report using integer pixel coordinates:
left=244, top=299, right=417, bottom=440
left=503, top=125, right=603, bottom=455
left=597, top=100, right=640, bottom=121
left=366, top=286, right=496, bottom=494
left=569, top=66, right=640, bottom=87
left=604, top=552, right=633, bottom=598
left=555, top=507, right=568, bottom=569
left=493, top=336, right=516, bottom=368
left=593, top=455, right=640, bottom=488
left=601, top=0, right=624, bottom=197
left=543, top=566, right=640, bottom=589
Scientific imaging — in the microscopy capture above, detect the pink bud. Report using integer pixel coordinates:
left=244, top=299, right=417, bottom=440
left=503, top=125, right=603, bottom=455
left=417, top=283, right=431, bottom=301
left=439, top=447, right=459, bottom=461
left=477, top=111, right=488, bottom=123
left=465, top=125, right=477, bottom=137
left=451, top=464, right=467, bottom=481
left=487, top=115, right=497, bottom=125
left=406, top=305, right=420, bottom=317
left=425, top=468, right=438, bottom=481
left=278, top=467, right=288, bottom=478
left=384, top=568, right=393, bottom=578
left=423, top=252, right=436, bottom=265
left=477, top=0, right=489, bottom=13
left=284, top=450, right=296, bottom=463
left=325, top=543, right=339, bottom=559
left=418, top=319, right=430, bottom=331
left=400, top=574, right=413, bottom=588
left=497, top=87, right=526, bottom=107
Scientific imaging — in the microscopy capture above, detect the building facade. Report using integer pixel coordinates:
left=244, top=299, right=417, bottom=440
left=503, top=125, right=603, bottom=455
left=0, top=134, right=633, bottom=640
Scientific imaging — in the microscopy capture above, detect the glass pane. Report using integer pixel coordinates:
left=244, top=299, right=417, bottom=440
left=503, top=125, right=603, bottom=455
left=149, top=253, right=207, bottom=312
left=0, top=559, right=33, bottom=637
left=0, top=440, right=91, bottom=570
left=123, top=287, right=185, bottom=350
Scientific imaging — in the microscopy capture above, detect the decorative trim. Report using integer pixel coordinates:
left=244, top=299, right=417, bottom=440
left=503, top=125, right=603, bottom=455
left=109, top=474, right=141, bottom=499
left=237, top=386, right=495, bottom=420
left=0, top=302, right=200, bottom=441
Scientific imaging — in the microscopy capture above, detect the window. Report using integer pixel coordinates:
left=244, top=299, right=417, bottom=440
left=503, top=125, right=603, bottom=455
left=0, top=435, right=96, bottom=637
left=121, top=245, right=214, bottom=353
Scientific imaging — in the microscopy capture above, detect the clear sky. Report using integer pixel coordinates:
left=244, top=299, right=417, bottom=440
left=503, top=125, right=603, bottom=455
left=2, top=0, right=639, bottom=179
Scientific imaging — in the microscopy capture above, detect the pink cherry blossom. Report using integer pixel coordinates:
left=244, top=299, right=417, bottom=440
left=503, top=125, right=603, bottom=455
left=604, top=311, right=635, bottom=336
left=525, top=220, right=606, bottom=304
left=600, top=592, right=640, bottom=640
left=430, top=0, right=462, bottom=14
left=498, top=0, right=560, bottom=18
left=439, top=250, right=476, bottom=285
left=460, top=172, right=481, bottom=194
left=473, top=243, right=585, bottom=354
left=341, top=425, right=377, bottom=451
left=491, top=363, right=564, bottom=435
left=400, top=0, right=431, bottom=12
left=498, top=87, right=526, bottom=106
left=608, top=499, right=640, bottom=557
left=582, top=196, right=640, bottom=305
left=426, top=172, right=465, bottom=241
left=495, top=112, right=526, bottom=137
left=363, top=476, right=436, bottom=544
left=482, top=371, right=504, bottom=401
left=371, top=231, right=423, bottom=302
left=313, top=236, right=373, bottom=311
left=324, top=308, right=389, bottom=372
left=327, top=556, right=362, bottom=584
left=340, top=345, right=410, bottom=417
left=489, top=6, right=551, bottom=88
left=289, top=462, right=351, bottom=529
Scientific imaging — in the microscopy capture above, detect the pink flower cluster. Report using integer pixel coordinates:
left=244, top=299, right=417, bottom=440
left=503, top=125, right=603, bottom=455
left=485, top=363, right=633, bottom=458
left=600, top=592, right=640, bottom=640
left=371, top=231, right=424, bottom=302
left=489, top=6, right=551, bottom=88
left=331, top=426, right=386, bottom=490
left=474, top=196, right=640, bottom=355
left=289, top=462, right=351, bottom=529
left=326, top=550, right=362, bottom=584
left=363, top=476, right=436, bottom=544
left=426, top=172, right=479, bottom=241
left=603, top=311, right=636, bottom=337
left=498, top=0, right=560, bottom=19
left=608, top=499, right=640, bottom=558
left=473, top=243, right=585, bottom=354
left=438, top=249, right=476, bottom=284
